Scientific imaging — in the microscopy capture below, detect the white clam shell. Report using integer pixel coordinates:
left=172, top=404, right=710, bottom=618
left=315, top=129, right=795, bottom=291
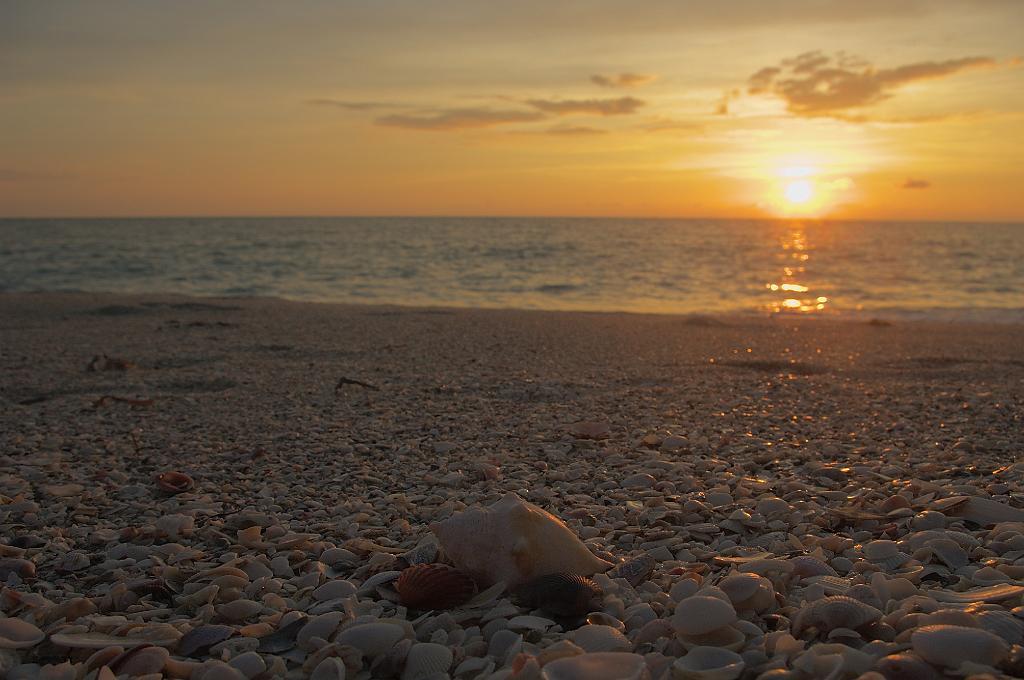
left=0, top=618, right=45, bottom=649
left=401, top=642, right=453, bottom=680
left=671, top=646, right=745, bottom=680
left=568, top=624, right=632, bottom=653
left=718, top=574, right=761, bottom=604
left=542, top=652, right=650, bottom=680
left=863, top=540, right=900, bottom=560
left=310, top=657, right=347, bottom=680
left=911, top=624, right=1009, bottom=667
left=671, top=596, right=737, bottom=637
left=335, top=622, right=406, bottom=658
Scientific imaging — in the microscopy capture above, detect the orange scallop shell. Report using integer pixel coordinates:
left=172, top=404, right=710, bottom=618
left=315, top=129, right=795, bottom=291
left=156, top=471, right=195, bottom=493
left=396, top=564, right=477, bottom=610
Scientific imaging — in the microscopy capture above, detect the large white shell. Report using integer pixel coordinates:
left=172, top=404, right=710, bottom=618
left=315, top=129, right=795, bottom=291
left=400, top=642, right=452, bottom=680
left=543, top=652, right=650, bottom=680
left=671, top=646, right=745, bottom=680
left=671, top=596, right=737, bottom=637
left=568, top=625, right=631, bottom=653
left=429, top=493, right=612, bottom=588
left=910, top=624, right=1009, bottom=667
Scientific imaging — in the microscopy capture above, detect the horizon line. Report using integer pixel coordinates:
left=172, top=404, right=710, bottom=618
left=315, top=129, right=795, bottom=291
left=1, top=214, right=1023, bottom=226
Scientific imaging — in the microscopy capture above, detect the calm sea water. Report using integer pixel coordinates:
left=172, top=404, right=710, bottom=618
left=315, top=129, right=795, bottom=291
left=1, top=217, right=1022, bottom=321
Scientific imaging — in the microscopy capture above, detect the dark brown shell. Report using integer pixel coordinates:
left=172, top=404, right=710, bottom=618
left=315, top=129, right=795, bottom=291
left=178, top=624, right=235, bottom=657
left=396, top=564, right=477, bottom=610
left=156, top=471, right=195, bottom=494
left=512, top=573, right=603, bottom=617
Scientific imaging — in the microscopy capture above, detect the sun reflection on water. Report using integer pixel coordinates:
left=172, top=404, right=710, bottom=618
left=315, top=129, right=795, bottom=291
left=765, top=225, right=829, bottom=314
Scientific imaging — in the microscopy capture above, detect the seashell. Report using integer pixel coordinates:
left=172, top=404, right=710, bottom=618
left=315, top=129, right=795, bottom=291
left=297, top=612, right=345, bottom=651
left=401, top=642, right=453, bottom=680
left=568, top=624, right=631, bottom=653
left=109, top=645, right=170, bottom=676
left=0, top=617, right=45, bottom=649
left=608, top=553, right=656, bottom=587
left=542, top=651, right=650, bottom=680
left=0, top=558, right=36, bottom=579
left=430, top=493, right=612, bottom=588
left=400, top=539, right=439, bottom=567
left=930, top=583, right=1024, bottom=603
left=671, top=596, right=737, bottom=637
left=926, top=539, right=968, bottom=569
left=310, top=657, right=348, bottom=680
left=179, top=624, right=236, bottom=657
left=676, top=625, right=745, bottom=652
left=971, top=566, right=1011, bottom=586
left=944, top=496, right=1024, bottom=526
left=508, top=615, right=557, bottom=632
left=975, top=609, right=1024, bottom=644
left=792, top=596, right=882, bottom=635
left=910, top=624, right=1009, bottom=667
left=396, top=564, right=477, bottom=610
left=671, top=646, right=745, bottom=680
left=257, top=617, right=307, bottom=654
left=49, top=631, right=166, bottom=649
left=864, top=541, right=900, bottom=560
left=873, top=653, right=942, bottom=680
left=801, top=575, right=854, bottom=595
left=718, top=573, right=762, bottom=604
left=585, top=612, right=624, bottom=631
left=789, top=556, right=838, bottom=578
left=156, top=471, right=195, bottom=493
left=335, top=621, right=406, bottom=658
left=569, top=421, right=611, bottom=439
left=357, top=570, right=401, bottom=595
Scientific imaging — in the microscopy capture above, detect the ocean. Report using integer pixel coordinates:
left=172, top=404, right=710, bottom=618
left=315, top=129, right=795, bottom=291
left=1, top=217, right=1022, bottom=322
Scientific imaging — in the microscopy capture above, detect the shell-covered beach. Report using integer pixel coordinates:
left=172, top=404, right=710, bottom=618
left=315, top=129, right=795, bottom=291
left=2, top=293, right=1023, bottom=679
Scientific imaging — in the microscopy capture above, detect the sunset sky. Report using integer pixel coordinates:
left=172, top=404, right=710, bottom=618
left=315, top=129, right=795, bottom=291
left=2, top=0, right=1022, bottom=220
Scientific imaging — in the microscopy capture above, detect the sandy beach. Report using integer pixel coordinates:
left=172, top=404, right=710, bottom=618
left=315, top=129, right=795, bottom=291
left=2, top=292, right=1024, bottom=679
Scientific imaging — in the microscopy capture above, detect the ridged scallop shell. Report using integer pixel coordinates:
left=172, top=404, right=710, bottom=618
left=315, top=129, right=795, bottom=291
left=671, top=646, right=745, bottom=680
left=911, top=624, right=1009, bottom=667
left=792, top=596, right=882, bottom=635
left=607, top=553, right=656, bottom=587
left=430, top=493, right=612, bottom=588
left=789, top=556, right=838, bottom=578
left=975, top=609, right=1024, bottom=644
left=156, top=471, right=194, bottom=493
left=873, top=653, right=942, bottom=680
left=927, top=539, right=968, bottom=569
left=0, top=617, right=45, bottom=649
left=513, top=573, right=603, bottom=617
left=396, top=564, right=476, bottom=610
left=401, top=642, right=453, bottom=680
left=671, top=596, right=737, bottom=637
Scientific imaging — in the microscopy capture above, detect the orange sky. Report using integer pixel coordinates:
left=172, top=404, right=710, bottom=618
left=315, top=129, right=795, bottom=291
left=1, top=1, right=1023, bottom=220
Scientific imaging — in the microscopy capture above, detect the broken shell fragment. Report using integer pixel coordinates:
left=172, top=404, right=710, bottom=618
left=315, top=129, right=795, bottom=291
left=156, top=471, right=195, bottom=494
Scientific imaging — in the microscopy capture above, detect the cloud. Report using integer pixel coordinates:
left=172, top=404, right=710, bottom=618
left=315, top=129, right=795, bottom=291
left=374, top=107, right=545, bottom=130
left=543, top=125, right=607, bottom=136
left=742, top=51, right=997, bottom=116
left=308, top=98, right=396, bottom=111
left=902, top=178, right=932, bottom=189
left=590, top=72, right=656, bottom=88
left=526, top=96, right=645, bottom=116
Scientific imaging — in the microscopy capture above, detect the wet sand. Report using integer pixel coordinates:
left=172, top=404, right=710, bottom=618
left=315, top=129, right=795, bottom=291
left=1, top=292, right=1023, bottom=678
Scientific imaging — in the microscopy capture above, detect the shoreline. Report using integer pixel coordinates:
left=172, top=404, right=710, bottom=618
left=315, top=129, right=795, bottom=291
left=4, top=289, right=1023, bottom=327
left=1, top=291, right=1022, bottom=677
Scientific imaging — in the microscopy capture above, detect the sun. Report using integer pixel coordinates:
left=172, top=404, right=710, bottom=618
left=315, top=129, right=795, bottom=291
left=784, top=179, right=814, bottom=204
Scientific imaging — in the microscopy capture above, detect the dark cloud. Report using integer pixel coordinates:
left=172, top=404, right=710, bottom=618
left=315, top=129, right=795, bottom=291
left=308, top=99, right=395, bottom=111
left=526, top=96, right=645, bottom=116
left=744, top=51, right=996, bottom=116
left=590, top=72, right=656, bottom=88
left=902, top=178, right=932, bottom=189
left=375, top=107, right=545, bottom=130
